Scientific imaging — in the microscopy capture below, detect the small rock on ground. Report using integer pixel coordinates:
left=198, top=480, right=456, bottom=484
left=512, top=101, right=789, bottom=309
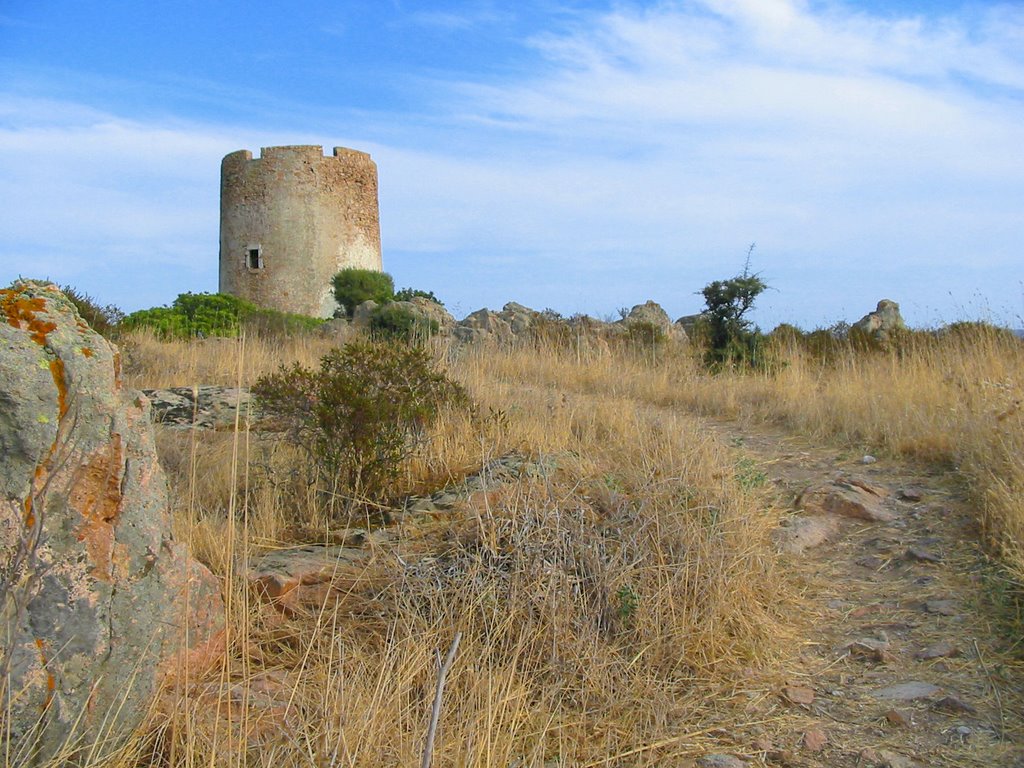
left=871, top=681, right=942, bottom=701
left=696, top=754, right=745, bottom=768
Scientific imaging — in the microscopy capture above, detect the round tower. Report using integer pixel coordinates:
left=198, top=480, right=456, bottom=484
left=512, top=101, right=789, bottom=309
left=219, top=145, right=383, bottom=318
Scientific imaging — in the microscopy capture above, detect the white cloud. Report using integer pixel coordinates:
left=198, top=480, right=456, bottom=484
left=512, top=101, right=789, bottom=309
left=1, top=1, right=1022, bottom=326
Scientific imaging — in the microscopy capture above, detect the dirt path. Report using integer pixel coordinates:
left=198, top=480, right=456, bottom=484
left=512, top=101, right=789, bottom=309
left=705, top=418, right=1024, bottom=768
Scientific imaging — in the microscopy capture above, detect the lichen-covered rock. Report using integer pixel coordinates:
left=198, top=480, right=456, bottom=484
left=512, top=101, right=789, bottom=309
left=0, top=281, right=224, bottom=763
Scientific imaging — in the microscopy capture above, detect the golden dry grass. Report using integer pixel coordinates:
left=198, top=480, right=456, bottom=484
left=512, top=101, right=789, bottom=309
left=39, top=321, right=1021, bottom=767
left=107, top=333, right=792, bottom=767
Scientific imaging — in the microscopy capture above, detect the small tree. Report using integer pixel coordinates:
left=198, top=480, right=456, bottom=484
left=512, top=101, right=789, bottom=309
left=331, top=268, right=394, bottom=317
left=253, top=340, right=468, bottom=511
left=394, top=287, right=443, bottom=305
left=700, top=244, right=768, bottom=368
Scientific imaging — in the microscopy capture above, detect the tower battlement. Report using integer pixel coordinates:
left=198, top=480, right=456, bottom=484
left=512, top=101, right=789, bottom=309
left=218, top=144, right=383, bottom=318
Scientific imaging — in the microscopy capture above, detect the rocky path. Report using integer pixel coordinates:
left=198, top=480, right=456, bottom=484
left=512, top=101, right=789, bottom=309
left=705, top=419, right=1024, bottom=768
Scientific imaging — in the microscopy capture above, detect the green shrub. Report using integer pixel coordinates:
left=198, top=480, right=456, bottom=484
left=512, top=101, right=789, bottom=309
left=394, top=287, right=443, bottom=305
left=121, top=292, right=322, bottom=339
left=700, top=245, right=768, bottom=369
left=253, top=340, right=469, bottom=510
left=369, top=303, right=439, bottom=343
left=331, top=268, right=395, bottom=317
left=60, top=285, right=124, bottom=339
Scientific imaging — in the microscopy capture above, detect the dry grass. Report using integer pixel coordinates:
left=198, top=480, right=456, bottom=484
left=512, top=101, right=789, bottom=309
left=658, top=330, right=1024, bottom=585
left=32, top=321, right=1022, bottom=766
left=105, top=333, right=791, bottom=767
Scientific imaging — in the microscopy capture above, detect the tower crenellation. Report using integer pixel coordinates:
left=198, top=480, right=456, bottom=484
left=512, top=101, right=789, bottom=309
left=219, top=144, right=383, bottom=318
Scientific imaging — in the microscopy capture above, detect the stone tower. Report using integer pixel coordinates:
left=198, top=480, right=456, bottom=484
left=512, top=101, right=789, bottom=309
left=219, top=145, right=383, bottom=318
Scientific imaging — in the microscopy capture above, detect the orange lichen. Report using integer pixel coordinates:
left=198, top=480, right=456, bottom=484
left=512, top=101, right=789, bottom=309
left=49, top=358, right=67, bottom=419
left=70, top=435, right=124, bottom=583
left=0, top=289, right=56, bottom=345
left=34, top=638, right=55, bottom=711
left=81, top=347, right=94, bottom=358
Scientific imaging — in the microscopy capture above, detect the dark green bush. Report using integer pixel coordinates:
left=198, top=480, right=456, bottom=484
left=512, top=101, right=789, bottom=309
left=253, top=340, right=469, bottom=510
left=61, top=285, right=124, bottom=339
left=700, top=245, right=768, bottom=369
left=394, top=287, right=443, bottom=305
left=121, top=292, right=322, bottom=339
left=369, top=303, right=439, bottom=343
left=331, top=268, right=395, bottom=317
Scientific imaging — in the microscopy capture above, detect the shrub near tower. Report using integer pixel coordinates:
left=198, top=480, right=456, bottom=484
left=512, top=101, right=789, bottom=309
left=219, top=145, right=383, bottom=318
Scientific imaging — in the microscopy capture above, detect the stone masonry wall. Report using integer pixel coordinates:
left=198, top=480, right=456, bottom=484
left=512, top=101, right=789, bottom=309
left=219, top=145, right=383, bottom=318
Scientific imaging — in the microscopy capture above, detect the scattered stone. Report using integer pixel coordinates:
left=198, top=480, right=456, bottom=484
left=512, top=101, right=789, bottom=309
left=905, top=546, right=942, bottom=563
left=696, top=754, right=745, bottom=768
left=931, top=694, right=976, bottom=714
left=924, top=599, right=959, bottom=616
left=915, top=639, right=960, bottom=660
left=765, top=749, right=796, bottom=766
left=782, top=685, right=816, bottom=705
left=876, top=749, right=921, bottom=768
left=871, top=681, right=942, bottom=701
left=897, top=487, right=924, bottom=502
left=802, top=727, right=827, bottom=752
left=827, top=598, right=850, bottom=611
left=862, top=454, right=878, bottom=464
left=774, top=514, right=841, bottom=554
left=842, top=635, right=892, bottom=662
left=850, top=604, right=880, bottom=618
left=859, top=747, right=880, bottom=764
left=856, top=555, right=885, bottom=569
left=796, top=477, right=894, bottom=523
left=248, top=543, right=372, bottom=614
left=949, top=725, right=973, bottom=742
left=0, top=281, right=224, bottom=761
left=884, top=709, right=913, bottom=728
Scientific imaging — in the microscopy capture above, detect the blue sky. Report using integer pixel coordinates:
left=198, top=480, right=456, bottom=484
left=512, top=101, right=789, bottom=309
left=2, top=0, right=1022, bottom=328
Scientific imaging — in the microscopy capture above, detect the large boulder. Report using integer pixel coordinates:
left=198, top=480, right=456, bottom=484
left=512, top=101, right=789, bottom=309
left=0, top=281, right=223, bottom=762
left=617, top=301, right=687, bottom=343
left=388, top=297, right=456, bottom=333
left=853, top=299, right=905, bottom=344
left=453, top=308, right=514, bottom=345
left=499, top=302, right=539, bottom=335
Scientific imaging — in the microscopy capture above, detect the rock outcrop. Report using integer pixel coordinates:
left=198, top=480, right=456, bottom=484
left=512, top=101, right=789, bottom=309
left=616, top=300, right=687, bottom=343
left=0, top=281, right=223, bottom=763
left=451, top=300, right=686, bottom=348
left=453, top=308, right=515, bottom=345
left=143, top=386, right=253, bottom=430
left=853, top=299, right=905, bottom=344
